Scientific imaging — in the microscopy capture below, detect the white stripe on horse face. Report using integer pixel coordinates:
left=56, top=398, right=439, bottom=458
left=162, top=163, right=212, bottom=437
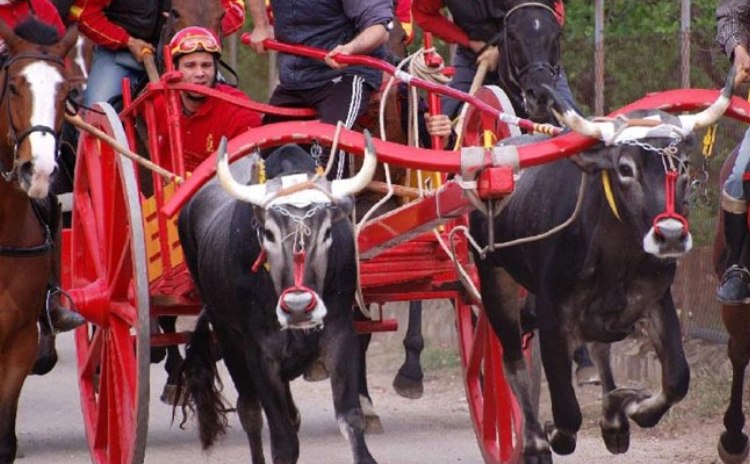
left=74, top=37, right=89, bottom=86
left=20, top=61, right=63, bottom=179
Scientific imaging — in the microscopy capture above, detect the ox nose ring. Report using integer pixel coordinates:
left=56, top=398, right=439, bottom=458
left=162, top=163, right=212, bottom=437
left=279, top=287, right=317, bottom=314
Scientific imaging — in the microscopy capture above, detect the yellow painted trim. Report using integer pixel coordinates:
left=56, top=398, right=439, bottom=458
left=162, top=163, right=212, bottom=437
left=602, top=171, right=621, bottom=221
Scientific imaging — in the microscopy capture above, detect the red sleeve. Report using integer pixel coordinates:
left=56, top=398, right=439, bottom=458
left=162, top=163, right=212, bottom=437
left=554, top=0, right=565, bottom=26
left=395, top=0, right=414, bottom=45
left=221, top=0, right=246, bottom=36
left=221, top=85, right=262, bottom=133
left=31, top=0, right=66, bottom=36
left=412, top=0, right=469, bottom=47
left=71, top=0, right=130, bottom=49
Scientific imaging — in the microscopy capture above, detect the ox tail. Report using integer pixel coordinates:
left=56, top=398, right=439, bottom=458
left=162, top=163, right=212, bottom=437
left=178, top=311, right=230, bottom=449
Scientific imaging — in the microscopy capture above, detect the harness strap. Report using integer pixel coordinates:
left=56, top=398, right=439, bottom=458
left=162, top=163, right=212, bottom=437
left=0, top=199, right=53, bottom=257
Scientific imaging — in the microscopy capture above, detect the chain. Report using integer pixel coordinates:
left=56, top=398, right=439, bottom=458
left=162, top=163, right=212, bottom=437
left=270, top=203, right=327, bottom=250
left=617, top=137, right=687, bottom=175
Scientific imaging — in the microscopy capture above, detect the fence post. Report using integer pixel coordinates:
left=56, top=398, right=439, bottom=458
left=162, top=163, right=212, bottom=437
left=681, top=0, right=691, bottom=89
left=594, top=0, right=605, bottom=115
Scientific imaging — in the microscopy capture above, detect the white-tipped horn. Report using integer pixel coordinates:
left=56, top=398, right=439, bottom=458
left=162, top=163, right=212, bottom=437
left=678, top=67, right=735, bottom=133
left=543, top=83, right=607, bottom=140
left=331, top=130, right=378, bottom=199
left=216, top=137, right=267, bottom=206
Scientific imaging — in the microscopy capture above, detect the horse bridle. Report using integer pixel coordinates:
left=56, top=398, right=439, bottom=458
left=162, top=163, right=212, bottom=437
left=501, top=2, right=561, bottom=91
left=0, top=51, right=66, bottom=182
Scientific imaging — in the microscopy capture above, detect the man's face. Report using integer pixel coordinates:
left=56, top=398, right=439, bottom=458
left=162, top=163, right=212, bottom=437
left=177, top=51, right=216, bottom=99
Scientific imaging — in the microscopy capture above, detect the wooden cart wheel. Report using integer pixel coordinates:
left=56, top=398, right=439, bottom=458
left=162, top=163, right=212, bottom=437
left=68, top=103, right=151, bottom=464
left=461, top=85, right=520, bottom=148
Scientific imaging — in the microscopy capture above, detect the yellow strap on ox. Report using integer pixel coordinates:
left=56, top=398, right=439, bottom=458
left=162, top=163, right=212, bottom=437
left=602, top=170, right=621, bottom=221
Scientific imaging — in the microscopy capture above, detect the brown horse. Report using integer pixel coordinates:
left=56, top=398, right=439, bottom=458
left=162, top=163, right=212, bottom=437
left=0, top=19, right=77, bottom=463
left=714, top=145, right=750, bottom=464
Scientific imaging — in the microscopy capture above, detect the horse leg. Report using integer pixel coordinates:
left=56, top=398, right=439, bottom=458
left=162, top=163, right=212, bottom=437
left=31, top=313, right=57, bottom=376
left=354, top=308, right=382, bottom=434
left=603, top=292, right=689, bottom=445
left=392, top=300, right=424, bottom=399
left=0, top=325, right=38, bottom=463
left=323, top=316, right=376, bottom=464
left=477, top=263, right=551, bottom=463
left=718, top=304, right=750, bottom=463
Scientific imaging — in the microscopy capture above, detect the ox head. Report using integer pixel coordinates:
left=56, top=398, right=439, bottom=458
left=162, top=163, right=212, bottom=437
left=499, top=1, right=562, bottom=121
left=545, top=68, right=734, bottom=258
left=217, top=134, right=377, bottom=330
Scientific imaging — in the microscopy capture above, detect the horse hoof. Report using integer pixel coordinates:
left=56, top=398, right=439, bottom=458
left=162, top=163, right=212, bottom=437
left=303, top=358, right=329, bottom=382
left=364, top=413, right=384, bottom=435
left=719, top=432, right=750, bottom=464
left=601, top=423, right=630, bottom=454
left=160, top=383, right=187, bottom=406
left=31, top=350, right=58, bottom=376
left=392, top=372, right=423, bottom=399
left=545, top=421, right=576, bottom=455
left=575, top=365, right=600, bottom=387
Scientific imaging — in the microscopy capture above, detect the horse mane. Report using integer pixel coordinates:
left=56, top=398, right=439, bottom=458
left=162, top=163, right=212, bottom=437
left=14, top=18, right=60, bottom=45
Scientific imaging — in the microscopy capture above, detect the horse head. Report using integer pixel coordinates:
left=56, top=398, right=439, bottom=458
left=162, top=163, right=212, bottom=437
left=0, top=20, right=77, bottom=198
left=499, top=0, right=562, bottom=122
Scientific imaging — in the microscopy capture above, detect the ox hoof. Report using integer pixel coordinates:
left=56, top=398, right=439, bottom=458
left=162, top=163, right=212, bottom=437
left=392, top=372, right=424, bottom=399
left=160, top=383, right=187, bottom=406
left=601, top=420, right=630, bottom=454
left=150, top=346, right=167, bottom=364
left=719, top=431, right=750, bottom=464
left=303, top=358, right=329, bottom=382
left=364, top=413, right=384, bottom=435
left=522, top=449, right=553, bottom=464
left=545, top=421, right=576, bottom=455
left=575, top=365, right=600, bottom=387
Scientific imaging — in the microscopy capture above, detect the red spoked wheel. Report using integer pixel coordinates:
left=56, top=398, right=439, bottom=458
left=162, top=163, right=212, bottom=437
left=67, top=103, right=151, bottom=464
left=461, top=85, right=521, bottom=148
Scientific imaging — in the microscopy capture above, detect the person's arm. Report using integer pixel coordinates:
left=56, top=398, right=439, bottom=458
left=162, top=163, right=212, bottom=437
left=325, top=0, right=391, bottom=69
left=325, top=24, right=388, bottom=69
left=247, top=0, right=273, bottom=53
left=717, top=0, right=750, bottom=84
left=221, top=0, right=246, bottom=36
left=412, top=0, right=469, bottom=47
left=71, top=0, right=153, bottom=60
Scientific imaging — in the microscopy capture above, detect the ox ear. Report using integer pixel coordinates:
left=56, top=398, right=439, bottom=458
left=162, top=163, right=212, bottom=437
left=571, top=147, right=615, bottom=174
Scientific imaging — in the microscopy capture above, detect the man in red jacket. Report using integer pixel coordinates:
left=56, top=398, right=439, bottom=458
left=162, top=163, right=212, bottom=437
left=157, top=27, right=262, bottom=172
left=72, top=0, right=246, bottom=107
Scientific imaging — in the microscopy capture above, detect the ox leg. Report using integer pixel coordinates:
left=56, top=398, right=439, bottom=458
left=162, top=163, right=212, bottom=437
left=392, top=300, right=424, bottom=400
left=538, top=321, right=582, bottom=455
left=322, top=316, right=376, bottom=464
left=718, top=305, right=750, bottom=463
left=604, top=293, right=689, bottom=440
left=159, top=316, right=187, bottom=406
left=354, top=308, right=383, bottom=435
left=477, top=263, right=551, bottom=463
left=588, top=342, right=633, bottom=454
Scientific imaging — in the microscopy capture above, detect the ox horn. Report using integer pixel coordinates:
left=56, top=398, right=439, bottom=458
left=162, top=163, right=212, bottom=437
left=543, top=84, right=607, bottom=140
left=216, top=137, right=267, bottom=206
left=678, top=66, right=735, bottom=133
left=330, top=130, right=378, bottom=199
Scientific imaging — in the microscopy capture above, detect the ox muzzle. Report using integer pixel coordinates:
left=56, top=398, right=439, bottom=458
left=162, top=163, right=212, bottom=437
left=276, top=250, right=327, bottom=330
left=644, top=170, right=692, bottom=258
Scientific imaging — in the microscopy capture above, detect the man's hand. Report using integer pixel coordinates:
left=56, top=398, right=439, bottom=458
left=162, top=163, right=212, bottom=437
left=734, top=44, right=750, bottom=86
left=476, top=45, right=500, bottom=71
left=325, top=44, right=352, bottom=70
left=425, top=113, right=452, bottom=138
left=127, top=37, right=153, bottom=63
left=249, top=24, right=274, bottom=54
left=468, top=40, right=487, bottom=55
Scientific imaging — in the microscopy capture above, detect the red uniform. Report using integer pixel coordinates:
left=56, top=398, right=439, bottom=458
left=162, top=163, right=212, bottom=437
left=71, top=0, right=246, bottom=50
left=395, top=0, right=414, bottom=45
left=412, top=0, right=564, bottom=48
left=156, top=84, right=262, bottom=172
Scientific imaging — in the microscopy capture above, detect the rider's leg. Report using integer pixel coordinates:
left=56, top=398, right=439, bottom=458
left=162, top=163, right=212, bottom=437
left=717, top=129, right=750, bottom=304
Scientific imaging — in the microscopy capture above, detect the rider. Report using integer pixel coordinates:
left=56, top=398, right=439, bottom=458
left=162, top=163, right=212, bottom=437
left=715, top=0, right=750, bottom=304
left=156, top=26, right=263, bottom=172
left=247, top=0, right=392, bottom=179
left=412, top=0, right=577, bottom=122
left=72, top=0, right=247, bottom=107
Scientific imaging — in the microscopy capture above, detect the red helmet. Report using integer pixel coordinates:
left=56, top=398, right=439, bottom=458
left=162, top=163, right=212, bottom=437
left=169, top=26, right=222, bottom=61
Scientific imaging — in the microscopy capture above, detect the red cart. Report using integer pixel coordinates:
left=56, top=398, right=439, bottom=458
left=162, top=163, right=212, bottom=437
left=59, top=41, right=749, bottom=464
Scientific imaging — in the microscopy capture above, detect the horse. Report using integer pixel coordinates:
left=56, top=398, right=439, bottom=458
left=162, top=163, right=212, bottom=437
left=0, top=18, right=78, bottom=463
left=714, top=145, right=750, bottom=464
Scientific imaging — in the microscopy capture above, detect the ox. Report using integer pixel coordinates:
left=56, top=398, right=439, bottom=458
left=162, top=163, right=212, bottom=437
left=471, top=74, right=734, bottom=463
left=178, top=136, right=378, bottom=464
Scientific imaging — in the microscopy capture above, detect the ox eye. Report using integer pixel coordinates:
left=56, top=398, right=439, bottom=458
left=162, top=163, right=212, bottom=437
left=263, top=228, right=275, bottom=243
left=618, top=163, right=634, bottom=178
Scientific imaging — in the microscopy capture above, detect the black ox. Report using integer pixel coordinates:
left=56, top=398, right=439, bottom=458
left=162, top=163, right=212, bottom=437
left=471, top=75, right=733, bottom=463
left=178, top=136, right=379, bottom=464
